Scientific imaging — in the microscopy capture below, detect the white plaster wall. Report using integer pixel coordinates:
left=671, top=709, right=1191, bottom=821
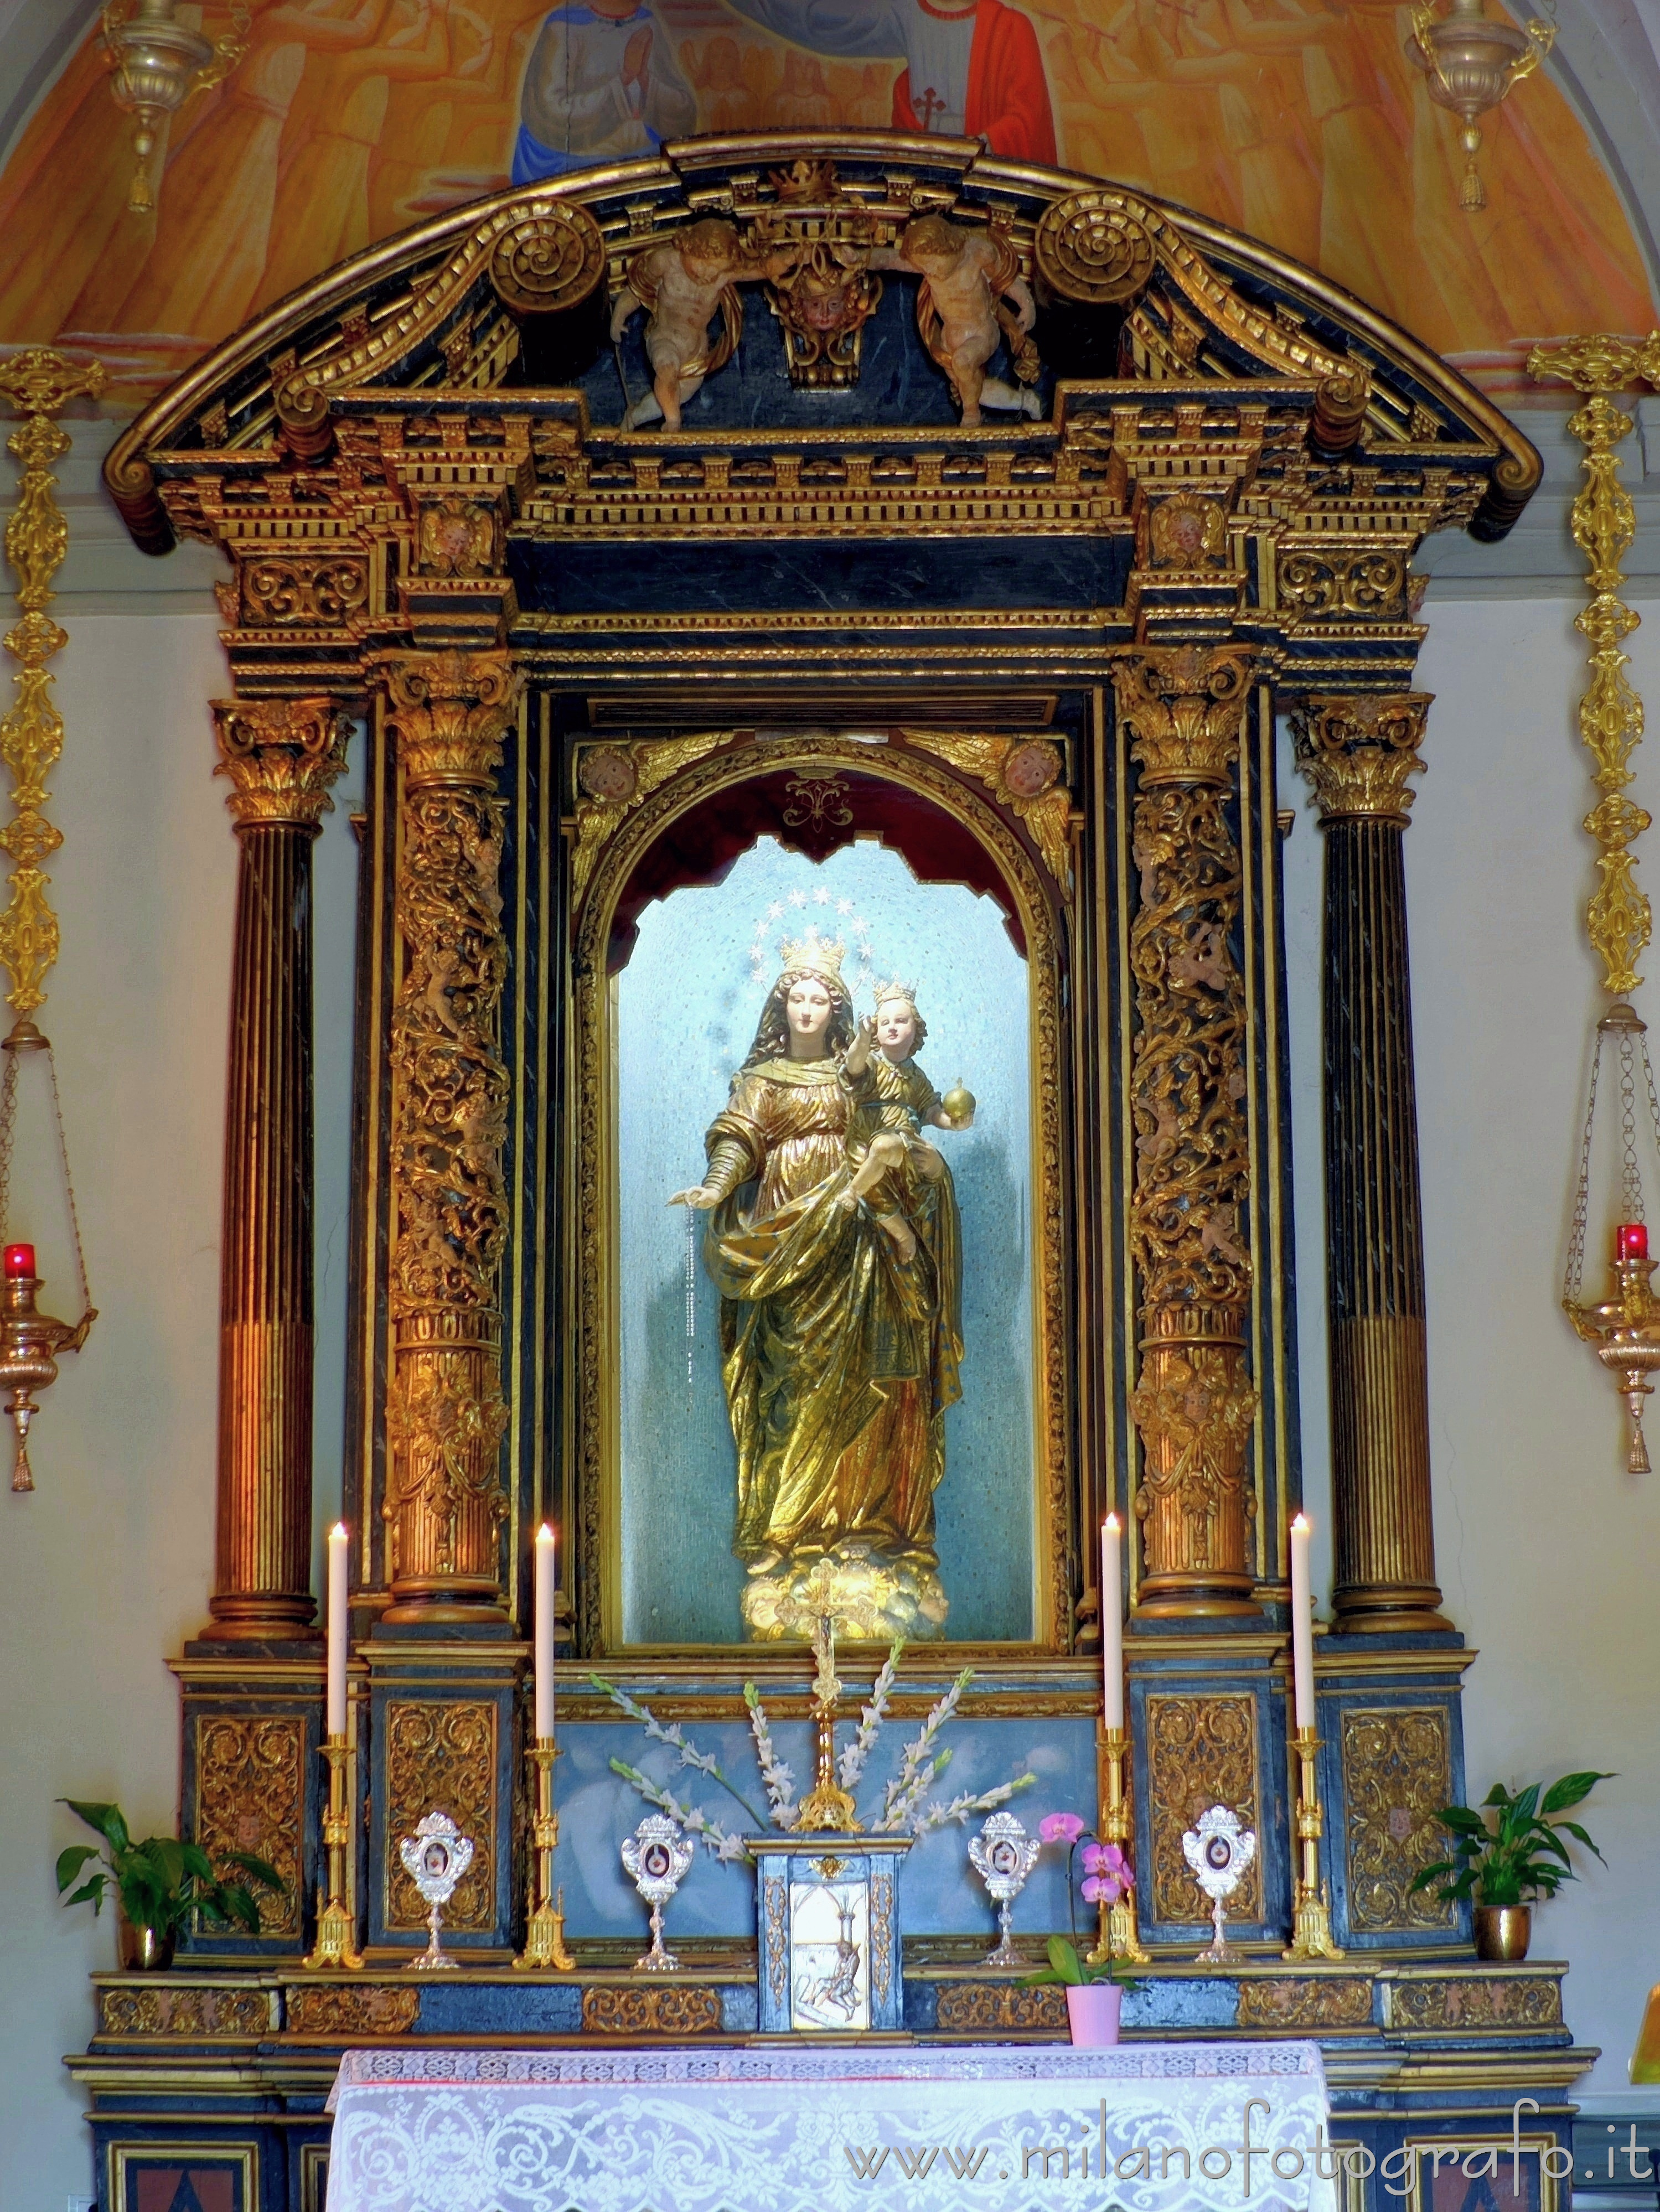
left=2, top=576, right=1658, bottom=2198
left=1283, top=594, right=1660, bottom=2098
left=0, top=605, right=361, bottom=2212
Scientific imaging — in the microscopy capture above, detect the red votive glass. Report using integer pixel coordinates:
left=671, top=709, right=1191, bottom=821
left=3, top=1243, right=35, bottom=1278
left=1618, top=1222, right=1649, bottom=1262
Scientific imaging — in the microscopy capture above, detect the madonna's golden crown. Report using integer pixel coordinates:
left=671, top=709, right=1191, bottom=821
left=779, top=929, right=846, bottom=984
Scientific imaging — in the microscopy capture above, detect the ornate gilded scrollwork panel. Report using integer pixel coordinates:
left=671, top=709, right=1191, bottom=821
left=1340, top=1706, right=1456, bottom=1934
left=582, top=1986, right=722, bottom=2035
left=1236, top=1978, right=1373, bottom=2030
left=936, top=1983, right=1068, bottom=2032
left=381, top=651, right=521, bottom=1612
left=384, top=1699, right=497, bottom=1933
left=1145, top=1692, right=1263, bottom=1924
left=285, top=1983, right=421, bottom=2037
left=1112, top=649, right=1259, bottom=1612
left=194, top=1716, right=305, bottom=1938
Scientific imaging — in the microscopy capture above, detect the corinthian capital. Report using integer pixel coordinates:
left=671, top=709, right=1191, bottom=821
left=212, top=697, right=353, bottom=828
left=1290, top=692, right=1433, bottom=826
left=380, top=650, right=522, bottom=789
left=1110, top=645, right=1258, bottom=789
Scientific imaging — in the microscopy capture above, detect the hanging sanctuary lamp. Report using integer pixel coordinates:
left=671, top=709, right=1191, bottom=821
left=0, top=351, right=100, bottom=1492
left=100, top=0, right=251, bottom=215
left=1405, top=0, right=1556, bottom=212
left=1533, top=335, right=1660, bottom=1472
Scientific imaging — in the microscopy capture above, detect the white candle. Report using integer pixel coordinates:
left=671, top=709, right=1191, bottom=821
left=326, top=1522, right=349, bottom=1740
left=1289, top=1511, right=1315, bottom=1731
left=1101, top=1513, right=1125, bottom=1731
left=534, top=1524, right=557, bottom=1743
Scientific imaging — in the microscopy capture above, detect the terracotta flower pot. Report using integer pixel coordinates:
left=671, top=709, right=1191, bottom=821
left=1066, top=1982, right=1123, bottom=2047
left=1473, top=1905, right=1531, bottom=1962
left=116, top=1909, right=175, bottom=1972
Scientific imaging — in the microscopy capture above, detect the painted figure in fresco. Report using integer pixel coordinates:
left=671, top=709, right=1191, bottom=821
left=872, top=213, right=1041, bottom=426
left=610, top=216, right=799, bottom=427
left=668, top=934, right=965, bottom=1643
left=513, top=0, right=696, bottom=182
left=720, top=0, right=1055, bottom=162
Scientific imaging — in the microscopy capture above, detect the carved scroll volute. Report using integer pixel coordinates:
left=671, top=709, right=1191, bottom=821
left=379, top=650, right=521, bottom=1621
left=1112, top=646, right=1261, bottom=1617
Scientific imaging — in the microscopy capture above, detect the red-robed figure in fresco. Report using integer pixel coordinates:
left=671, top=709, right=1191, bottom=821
left=722, top=0, right=1055, bottom=163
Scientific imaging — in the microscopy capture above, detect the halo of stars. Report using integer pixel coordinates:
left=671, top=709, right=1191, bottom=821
left=748, top=885, right=875, bottom=994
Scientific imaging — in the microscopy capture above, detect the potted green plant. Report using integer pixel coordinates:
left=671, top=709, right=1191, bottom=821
left=1409, top=1771, right=1611, bottom=1961
left=55, top=1800, right=284, bottom=1969
left=1022, top=1813, right=1139, bottom=2044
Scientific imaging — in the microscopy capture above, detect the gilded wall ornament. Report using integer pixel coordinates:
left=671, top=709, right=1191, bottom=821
left=935, top=1982, right=1068, bottom=2033
left=1530, top=336, right=1660, bottom=995
left=0, top=348, right=104, bottom=1019
left=1290, top=695, right=1431, bottom=828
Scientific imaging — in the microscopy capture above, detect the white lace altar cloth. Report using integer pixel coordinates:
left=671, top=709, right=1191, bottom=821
left=327, top=2041, right=1340, bottom=2212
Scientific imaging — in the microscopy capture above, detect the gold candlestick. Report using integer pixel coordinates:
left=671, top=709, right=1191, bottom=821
left=1087, top=1725, right=1149, bottom=1965
left=1283, top=1723, right=1345, bottom=1961
left=303, top=1732, right=362, bottom=1970
left=514, top=1737, right=574, bottom=1971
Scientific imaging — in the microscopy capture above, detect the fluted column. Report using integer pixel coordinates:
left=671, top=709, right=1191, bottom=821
left=380, top=650, right=521, bottom=1622
left=1113, top=646, right=1261, bottom=1617
left=206, top=697, right=350, bottom=1639
left=1291, top=694, right=1450, bottom=1633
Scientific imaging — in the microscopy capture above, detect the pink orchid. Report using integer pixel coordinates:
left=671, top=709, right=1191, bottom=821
left=1038, top=1812, right=1085, bottom=1845
left=1083, top=1842, right=1134, bottom=1889
left=1080, top=1873, right=1123, bottom=1907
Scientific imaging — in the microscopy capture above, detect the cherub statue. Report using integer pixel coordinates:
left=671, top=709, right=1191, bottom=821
left=873, top=214, right=1043, bottom=427
left=610, top=217, right=800, bottom=431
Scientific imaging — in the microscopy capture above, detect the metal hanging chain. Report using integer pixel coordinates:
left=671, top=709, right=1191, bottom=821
left=1619, top=1024, right=1645, bottom=1223
left=45, top=1044, right=92, bottom=1314
left=1565, top=1024, right=1604, bottom=1306
left=0, top=1035, right=93, bottom=1312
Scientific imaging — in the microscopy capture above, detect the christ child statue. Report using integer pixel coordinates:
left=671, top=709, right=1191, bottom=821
left=839, top=981, right=973, bottom=1257
left=611, top=217, right=798, bottom=430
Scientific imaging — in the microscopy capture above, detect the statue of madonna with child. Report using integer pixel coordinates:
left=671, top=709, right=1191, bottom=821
left=670, top=929, right=976, bottom=1641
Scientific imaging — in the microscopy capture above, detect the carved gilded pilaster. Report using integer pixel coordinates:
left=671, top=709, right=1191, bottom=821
left=380, top=650, right=520, bottom=1619
left=207, top=697, right=349, bottom=1639
left=1291, top=694, right=1449, bottom=1633
left=1113, top=646, right=1260, bottom=1615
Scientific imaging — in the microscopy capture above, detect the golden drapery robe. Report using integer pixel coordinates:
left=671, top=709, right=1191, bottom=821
left=701, top=1058, right=963, bottom=1589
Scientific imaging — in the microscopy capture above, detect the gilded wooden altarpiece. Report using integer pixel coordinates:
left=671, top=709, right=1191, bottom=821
left=71, top=127, right=1581, bottom=2212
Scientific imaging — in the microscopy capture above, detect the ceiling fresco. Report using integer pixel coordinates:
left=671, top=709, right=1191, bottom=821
left=0, top=0, right=1652, bottom=408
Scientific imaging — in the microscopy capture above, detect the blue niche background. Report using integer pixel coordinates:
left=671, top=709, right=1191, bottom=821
left=617, top=835, right=1036, bottom=1645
